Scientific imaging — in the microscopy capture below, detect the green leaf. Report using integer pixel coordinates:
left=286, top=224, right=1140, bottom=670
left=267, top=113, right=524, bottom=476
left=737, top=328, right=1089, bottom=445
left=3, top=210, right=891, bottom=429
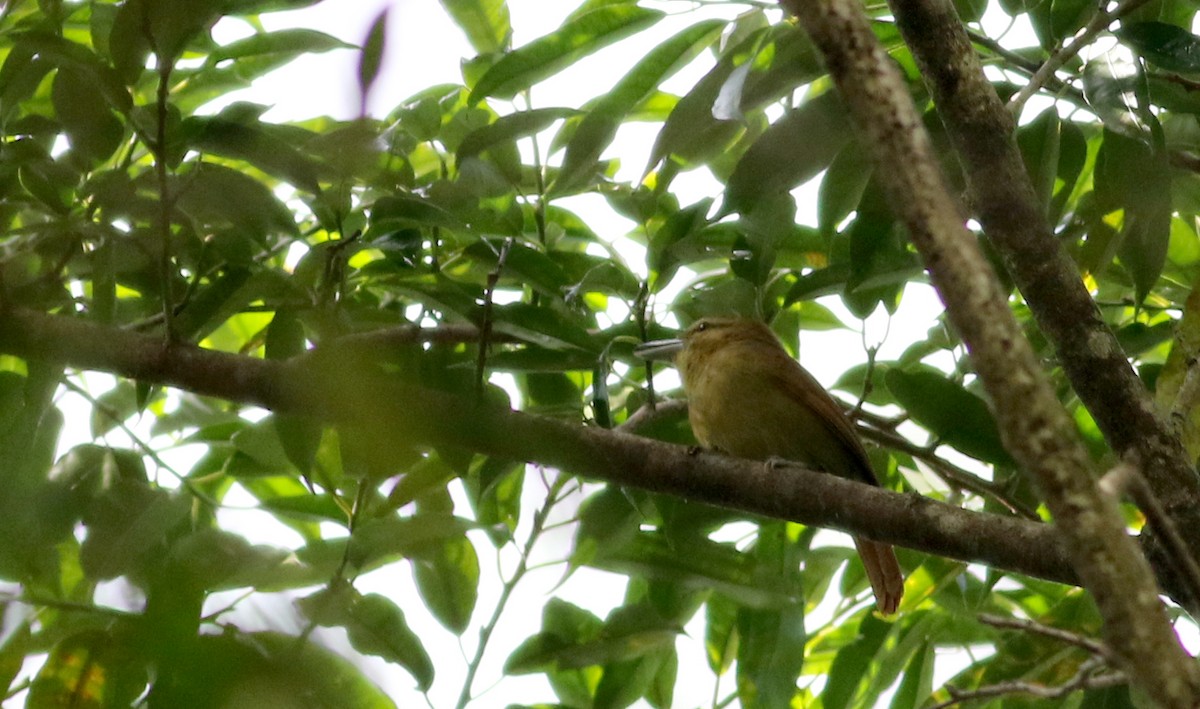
left=1016, top=107, right=1061, bottom=214
left=1050, top=0, right=1097, bottom=43
left=457, top=107, right=579, bottom=161
left=735, top=604, right=805, bottom=708
left=51, top=65, right=124, bottom=165
left=156, top=631, right=395, bottom=708
left=885, top=369, right=1014, bottom=466
left=440, top=0, right=512, bottom=55
left=358, top=9, right=389, bottom=105
left=1096, top=129, right=1172, bottom=303
left=469, top=5, right=664, bottom=102
left=210, top=28, right=352, bottom=62
left=819, top=614, right=892, bottom=709
left=175, top=163, right=298, bottom=236
left=554, top=19, right=726, bottom=192
left=28, top=630, right=146, bottom=709
left=298, top=585, right=435, bottom=691
left=1116, top=21, right=1200, bottom=74
left=258, top=493, right=347, bottom=525
left=184, top=112, right=324, bottom=193
left=588, top=532, right=795, bottom=609
left=491, top=303, right=601, bottom=351
left=724, top=90, right=850, bottom=215
left=508, top=602, right=678, bottom=674
left=413, top=534, right=480, bottom=633
left=819, top=141, right=872, bottom=236
left=370, top=193, right=470, bottom=233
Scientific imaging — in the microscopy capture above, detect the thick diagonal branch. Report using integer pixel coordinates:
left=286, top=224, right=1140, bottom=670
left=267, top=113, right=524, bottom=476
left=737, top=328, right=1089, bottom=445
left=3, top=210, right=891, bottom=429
left=783, top=0, right=1199, bottom=705
left=0, top=306, right=1073, bottom=585
left=889, top=0, right=1200, bottom=606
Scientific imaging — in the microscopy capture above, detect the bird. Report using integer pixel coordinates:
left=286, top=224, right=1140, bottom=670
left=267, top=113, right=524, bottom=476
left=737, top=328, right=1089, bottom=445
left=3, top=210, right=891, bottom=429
left=635, top=317, right=904, bottom=614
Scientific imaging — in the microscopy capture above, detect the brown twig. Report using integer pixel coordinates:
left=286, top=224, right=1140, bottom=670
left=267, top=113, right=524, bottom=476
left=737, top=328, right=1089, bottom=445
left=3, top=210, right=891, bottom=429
left=1008, top=0, right=1158, bottom=114
left=932, top=657, right=1126, bottom=709
left=978, top=613, right=1113, bottom=659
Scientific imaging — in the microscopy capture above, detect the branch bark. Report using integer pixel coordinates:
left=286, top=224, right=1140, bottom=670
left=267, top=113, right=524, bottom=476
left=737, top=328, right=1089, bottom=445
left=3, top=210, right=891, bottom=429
left=782, top=0, right=1200, bottom=705
left=0, top=306, right=1075, bottom=585
left=889, top=0, right=1200, bottom=609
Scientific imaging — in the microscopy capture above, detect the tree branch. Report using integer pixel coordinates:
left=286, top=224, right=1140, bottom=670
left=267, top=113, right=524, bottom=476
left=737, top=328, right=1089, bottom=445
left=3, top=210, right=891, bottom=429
left=0, top=306, right=1075, bottom=586
left=783, top=0, right=1200, bottom=705
left=889, top=0, right=1200, bottom=612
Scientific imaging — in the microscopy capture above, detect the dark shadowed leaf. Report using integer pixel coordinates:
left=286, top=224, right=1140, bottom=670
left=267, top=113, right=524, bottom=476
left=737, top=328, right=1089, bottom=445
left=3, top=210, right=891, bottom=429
left=885, top=369, right=1014, bottom=465
left=298, top=585, right=435, bottom=691
left=1117, top=21, right=1200, bottom=74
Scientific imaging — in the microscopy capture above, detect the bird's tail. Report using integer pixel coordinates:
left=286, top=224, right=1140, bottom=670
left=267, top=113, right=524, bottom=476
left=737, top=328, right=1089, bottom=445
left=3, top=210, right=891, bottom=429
left=854, top=536, right=904, bottom=615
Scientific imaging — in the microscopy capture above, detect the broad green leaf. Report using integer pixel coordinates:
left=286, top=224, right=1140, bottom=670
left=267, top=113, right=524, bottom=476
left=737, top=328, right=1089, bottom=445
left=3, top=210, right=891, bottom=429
left=175, top=163, right=298, bottom=236
left=79, top=488, right=191, bottom=581
left=508, top=602, right=678, bottom=674
left=588, top=532, right=795, bottom=609
left=155, top=632, right=395, bottom=708
left=298, top=585, right=435, bottom=691
left=183, top=112, right=324, bottom=193
left=413, top=534, right=480, bottom=633
left=646, top=26, right=798, bottom=172
left=594, top=650, right=670, bottom=709
left=1050, top=0, right=1097, bottom=43
left=889, top=640, right=934, bottom=709
left=736, top=604, right=805, bottom=708
left=648, top=198, right=713, bottom=291
left=554, top=19, right=726, bottom=193
left=369, top=193, right=470, bottom=233
left=469, top=5, right=664, bottom=102
left=1096, top=129, right=1172, bottom=303
left=819, top=141, right=872, bottom=236
left=491, top=302, right=601, bottom=351
left=464, top=239, right=571, bottom=297
left=724, top=90, right=850, bottom=215
left=885, top=369, right=1014, bottom=466
left=51, top=65, right=124, bottom=165
left=440, top=0, right=512, bottom=55
left=257, top=493, right=347, bottom=525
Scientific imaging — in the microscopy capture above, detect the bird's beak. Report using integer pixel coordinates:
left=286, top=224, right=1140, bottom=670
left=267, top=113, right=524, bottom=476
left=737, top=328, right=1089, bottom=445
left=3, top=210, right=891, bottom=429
left=634, top=338, right=683, bottom=361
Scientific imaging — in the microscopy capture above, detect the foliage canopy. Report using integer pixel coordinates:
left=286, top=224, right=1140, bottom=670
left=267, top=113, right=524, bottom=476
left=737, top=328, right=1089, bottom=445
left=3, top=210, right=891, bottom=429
left=3, top=0, right=1200, bottom=707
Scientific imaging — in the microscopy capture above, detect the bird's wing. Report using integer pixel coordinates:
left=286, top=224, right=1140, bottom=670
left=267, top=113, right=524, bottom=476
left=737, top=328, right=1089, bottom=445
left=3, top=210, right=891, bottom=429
left=770, top=358, right=881, bottom=486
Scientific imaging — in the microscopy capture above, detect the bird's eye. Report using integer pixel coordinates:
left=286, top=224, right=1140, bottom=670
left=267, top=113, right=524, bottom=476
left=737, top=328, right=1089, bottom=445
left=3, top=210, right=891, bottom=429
left=696, top=321, right=708, bottom=332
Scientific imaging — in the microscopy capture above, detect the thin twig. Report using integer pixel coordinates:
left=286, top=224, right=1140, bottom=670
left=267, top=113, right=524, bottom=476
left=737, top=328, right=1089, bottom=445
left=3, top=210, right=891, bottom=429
left=932, top=658, right=1126, bottom=708
left=475, top=238, right=513, bottom=400
left=1119, top=457, right=1200, bottom=616
left=855, top=420, right=1042, bottom=520
left=456, top=472, right=569, bottom=709
left=977, top=613, right=1113, bottom=659
left=1009, top=0, right=1158, bottom=114
left=617, top=399, right=688, bottom=433
left=153, top=55, right=176, bottom=341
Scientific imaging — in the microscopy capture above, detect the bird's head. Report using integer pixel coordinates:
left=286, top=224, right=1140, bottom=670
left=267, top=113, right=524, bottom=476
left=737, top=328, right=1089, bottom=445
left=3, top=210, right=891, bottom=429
left=634, top=318, right=781, bottom=367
